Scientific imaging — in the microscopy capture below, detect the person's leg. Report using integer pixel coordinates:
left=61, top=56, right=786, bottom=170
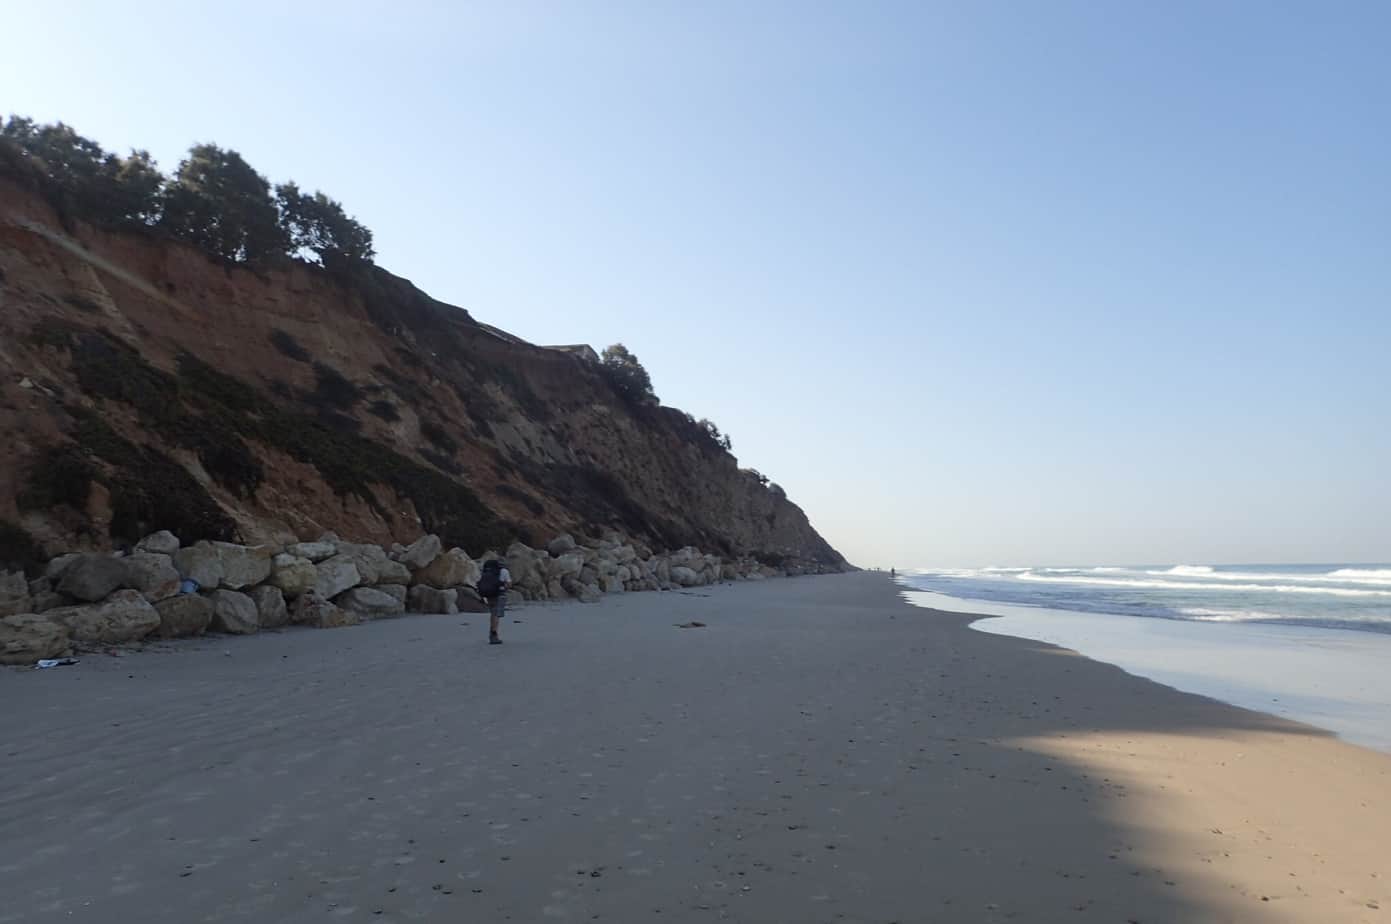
left=489, top=593, right=503, bottom=642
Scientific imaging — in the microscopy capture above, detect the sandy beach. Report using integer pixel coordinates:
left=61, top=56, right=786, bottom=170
left=2, top=572, right=1386, bottom=923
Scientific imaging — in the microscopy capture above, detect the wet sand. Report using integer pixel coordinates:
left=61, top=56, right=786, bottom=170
left=1, top=572, right=1386, bottom=922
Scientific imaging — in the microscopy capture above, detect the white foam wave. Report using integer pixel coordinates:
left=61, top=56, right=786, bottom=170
left=1330, top=568, right=1391, bottom=580
left=1178, top=607, right=1289, bottom=622
left=1142, top=567, right=1391, bottom=587
left=1016, top=571, right=1391, bottom=598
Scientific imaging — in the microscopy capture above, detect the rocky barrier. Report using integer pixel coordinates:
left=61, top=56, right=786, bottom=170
left=0, top=530, right=836, bottom=665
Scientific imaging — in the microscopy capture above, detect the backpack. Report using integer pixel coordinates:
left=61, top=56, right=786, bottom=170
left=477, top=559, right=504, bottom=598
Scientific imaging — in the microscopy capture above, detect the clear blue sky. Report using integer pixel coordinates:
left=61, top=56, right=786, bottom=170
left=5, top=2, right=1388, bottom=567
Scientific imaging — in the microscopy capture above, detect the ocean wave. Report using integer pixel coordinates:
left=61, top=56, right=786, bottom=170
left=1142, top=567, right=1391, bottom=587
left=1329, top=568, right=1391, bottom=581
left=1179, top=607, right=1290, bottom=622
left=1015, top=571, right=1391, bottom=598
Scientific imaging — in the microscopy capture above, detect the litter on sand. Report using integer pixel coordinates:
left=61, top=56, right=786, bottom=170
left=35, top=658, right=79, bottom=669
left=674, top=621, right=707, bottom=629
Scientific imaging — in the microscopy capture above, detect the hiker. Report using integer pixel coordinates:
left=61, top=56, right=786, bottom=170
left=476, top=558, right=511, bottom=645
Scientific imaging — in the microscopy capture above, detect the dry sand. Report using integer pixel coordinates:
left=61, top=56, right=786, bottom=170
left=1, top=572, right=1386, bottom=923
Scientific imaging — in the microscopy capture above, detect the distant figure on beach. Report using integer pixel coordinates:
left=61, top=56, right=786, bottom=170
left=477, top=559, right=512, bottom=645
left=890, top=568, right=896, bottom=577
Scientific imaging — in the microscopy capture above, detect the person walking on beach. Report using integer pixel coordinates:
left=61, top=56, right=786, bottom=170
left=476, top=559, right=511, bottom=645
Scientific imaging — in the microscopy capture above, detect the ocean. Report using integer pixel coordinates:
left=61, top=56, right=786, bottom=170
left=898, top=563, right=1391, bottom=752
left=902, top=563, right=1391, bottom=634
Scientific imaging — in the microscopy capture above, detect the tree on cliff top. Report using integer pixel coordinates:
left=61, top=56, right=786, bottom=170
left=601, top=343, right=658, bottom=405
left=1, top=117, right=164, bottom=228
left=160, top=144, right=286, bottom=264
left=1, top=115, right=376, bottom=269
left=276, top=182, right=375, bottom=267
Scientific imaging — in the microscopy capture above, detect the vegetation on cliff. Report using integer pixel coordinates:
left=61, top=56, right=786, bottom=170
left=0, top=116, right=846, bottom=571
left=0, top=116, right=372, bottom=268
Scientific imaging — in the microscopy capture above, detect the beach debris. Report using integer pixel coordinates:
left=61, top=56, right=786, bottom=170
left=675, top=621, right=707, bottom=629
left=35, top=657, right=79, bottom=668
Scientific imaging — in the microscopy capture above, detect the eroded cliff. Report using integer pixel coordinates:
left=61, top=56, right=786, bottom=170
left=0, top=177, right=847, bottom=575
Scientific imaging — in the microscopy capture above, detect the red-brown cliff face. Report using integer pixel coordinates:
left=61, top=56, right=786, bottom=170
left=0, top=178, right=847, bottom=574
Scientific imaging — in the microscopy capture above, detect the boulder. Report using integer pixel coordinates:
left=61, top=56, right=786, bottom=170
left=546, top=534, right=577, bottom=556
left=45, top=553, right=82, bottom=582
left=547, top=551, right=585, bottom=580
left=121, top=552, right=181, bottom=602
left=579, top=564, right=599, bottom=586
left=407, top=585, right=458, bottom=614
left=57, top=554, right=128, bottom=602
left=327, top=543, right=391, bottom=585
left=614, top=545, right=638, bottom=564
left=209, top=589, right=258, bottom=634
left=505, top=542, right=543, bottom=589
left=615, top=564, right=633, bottom=584
left=269, top=554, right=317, bottom=597
left=173, top=541, right=224, bottom=589
left=601, top=576, right=624, bottom=594
left=334, top=586, right=405, bottom=618
left=292, top=593, right=358, bottom=629
left=456, top=586, right=489, bottom=613
left=377, top=559, right=411, bottom=585
left=214, top=543, right=273, bottom=589
left=670, top=566, right=701, bottom=587
left=30, top=591, right=67, bottom=612
left=0, top=571, right=31, bottom=617
left=377, top=584, right=408, bottom=605
left=135, top=530, right=181, bottom=556
left=314, top=559, right=361, bottom=599
left=414, top=548, right=479, bottom=589
left=248, top=585, right=289, bottom=629
left=579, top=582, right=602, bottom=603
left=152, top=594, right=213, bottom=638
left=45, top=590, right=159, bottom=644
left=546, top=578, right=565, bottom=600
left=287, top=541, right=337, bottom=563
left=397, top=534, right=442, bottom=570
left=721, top=564, right=741, bottom=581
left=0, top=613, right=72, bottom=664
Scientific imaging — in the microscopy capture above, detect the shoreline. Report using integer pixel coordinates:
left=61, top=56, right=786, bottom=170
left=900, top=585, right=1391, bottom=754
left=3, top=572, right=1387, bottom=922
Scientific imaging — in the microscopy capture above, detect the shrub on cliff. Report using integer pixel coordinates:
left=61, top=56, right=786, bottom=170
left=698, top=418, right=733, bottom=452
left=600, top=343, right=658, bottom=405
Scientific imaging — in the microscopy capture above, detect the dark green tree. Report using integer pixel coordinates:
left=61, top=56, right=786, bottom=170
left=106, top=150, right=164, bottom=225
left=600, top=343, right=658, bottom=405
left=698, top=417, right=733, bottom=452
left=161, top=143, right=285, bottom=264
left=276, top=182, right=375, bottom=267
left=1, top=117, right=163, bottom=226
